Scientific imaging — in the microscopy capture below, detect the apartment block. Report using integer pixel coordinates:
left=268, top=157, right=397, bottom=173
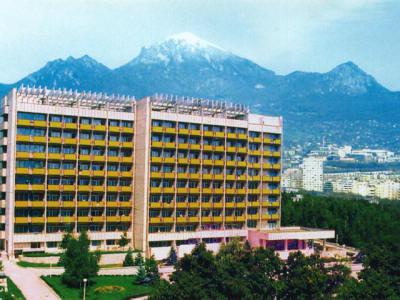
left=0, top=87, right=333, bottom=259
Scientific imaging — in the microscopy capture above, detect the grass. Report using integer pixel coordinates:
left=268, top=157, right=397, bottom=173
left=42, top=275, right=154, bottom=300
left=6, top=277, right=26, bottom=300
left=17, top=261, right=58, bottom=268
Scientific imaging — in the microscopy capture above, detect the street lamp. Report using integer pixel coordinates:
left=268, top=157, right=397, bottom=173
left=83, top=278, right=87, bottom=300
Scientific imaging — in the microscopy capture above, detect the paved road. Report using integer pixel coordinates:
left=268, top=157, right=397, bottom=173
left=3, top=260, right=60, bottom=300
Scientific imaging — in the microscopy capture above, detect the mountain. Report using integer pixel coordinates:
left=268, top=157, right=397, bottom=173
left=0, top=32, right=399, bottom=150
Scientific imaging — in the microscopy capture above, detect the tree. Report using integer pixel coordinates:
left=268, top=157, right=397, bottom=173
left=118, top=231, right=130, bottom=249
left=135, top=264, right=147, bottom=284
left=134, top=251, right=144, bottom=266
left=166, top=246, right=178, bottom=266
left=60, top=231, right=100, bottom=288
left=145, top=255, right=160, bottom=283
left=123, top=248, right=134, bottom=267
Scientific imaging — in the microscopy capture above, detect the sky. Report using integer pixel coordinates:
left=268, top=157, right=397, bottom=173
left=0, top=0, right=399, bottom=90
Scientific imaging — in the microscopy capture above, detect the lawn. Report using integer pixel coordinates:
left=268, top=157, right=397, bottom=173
left=42, top=275, right=155, bottom=300
left=6, top=277, right=26, bottom=300
left=17, top=261, right=56, bottom=268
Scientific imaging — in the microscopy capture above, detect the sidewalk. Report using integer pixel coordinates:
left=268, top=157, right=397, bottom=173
left=3, top=260, right=60, bottom=300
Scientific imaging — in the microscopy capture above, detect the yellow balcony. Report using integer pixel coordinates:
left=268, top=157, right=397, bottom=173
left=60, top=185, right=75, bottom=192
left=226, top=175, right=235, bottom=181
left=212, top=216, right=223, bottom=222
left=93, top=140, right=106, bottom=147
left=152, top=141, right=164, bottom=148
left=64, top=138, right=77, bottom=145
left=176, top=173, right=187, bottom=179
left=237, top=147, right=247, bottom=154
left=15, top=168, right=29, bottom=175
left=109, top=126, right=120, bottom=133
left=214, top=132, right=225, bottom=138
left=107, top=186, right=118, bottom=192
left=262, top=214, right=279, bottom=221
left=14, top=201, right=28, bottom=208
left=150, top=187, right=162, bottom=193
left=249, top=137, right=262, bottom=143
left=226, top=161, right=235, bottom=167
left=107, top=156, right=119, bottom=162
left=108, top=141, right=120, bottom=148
left=79, top=154, right=91, bottom=161
left=92, top=170, right=105, bottom=177
left=31, top=184, right=45, bottom=191
left=48, top=153, right=62, bottom=160
left=202, top=174, right=212, bottom=181
left=92, top=216, right=105, bottom=222
left=190, top=158, right=201, bottom=165
left=201, top=202, right=212, bottom=208
left=151, top=172, right=163, bottom=179
left=15, top=152, right=29, bottom=159
left=106, top=216, right=120, bottom=222
left=202, top=188, right=212, bottom=194
left=120, top=201, right=132, bottom=208
left=188, top=202, right=200, bottom=208
left=121, top=127, right=134, bottom=134
left=93, top=155, right=106, bottom=162
left=107, top=171, right=118, bottom=177
left=190, top=130, right=201, bottom=136
left=189, top=144, right=201, bottom=150
left=15, top=217, right=29, bottom=224
left=62, top=201, right=75, bottom=208
left=203, top=131, right=213, bottom=137
left=47, top=201, right=60, bottom=208
left=106, top=202, right=118, bottom=208
left=49, top=137, right=62, bottom=144
left=65, top=123, right=78, bottom=130
left=226, top=188, right=235, bottom=194
left=261, top=201, right=280, bottom=208
left=163, top=172, right=175, bottom=179
left=78, top=216, right=90, bottom=223
left=63, top=216, right=76, bottom=223
left=263, top=138, right=273, bottom=144
left=272, top=151, right=281, bottom=157
left=189, top=188, right=200, bottom=194
left=92, top=186, right=105, bottom=192
left=163, top=157, right=175, bottom=164
left=203, top=159, right=213, bottom=165
left=236, top=189, right=246, bottom=195
left=237, top=175, right=247, bottom=181
left=248, top=189, right=261, bottom=195
left=201, top=216, right=212, bottom=222
left=165, top=128, right=176, bottom=134
left=214, top=174, right=224, bottom=180
left=178, top=158, right=189, bottom=164
left=151, top=126, right=163, bottom=133
left=78, top=186, right=91, bottom=192
left=248, top=150, right=261, bottom=156
left=237, top=161, right=246, bottom=167
left=62, top=169, right=76, bottom=176
left=163, top=142, right=175, bottom=149
left=163, top=187, right=174, bottom=194
left=178, top=128, right=189, bottom=135
left=238, top=134, right=247, bottom=140
left=49, top=121, right=62, bottom=128
left=47, top=217, right=61, bottom=223
left=248, top=201, right=260, bottom=207
left=149, top=217, right=174, bottom=224
left=214, top=160, right=224, bottom=166
left=93, top=125, right=106, bottom=132
left=16, top=135, right=29, bottom=142
left=149, top=202, right=162, bottom=209
left=248, top=175, right=261, bottom=181
left=214, top=146, right=224, bottom=152
left=78, top=170, right=91, bottom=177
left=31, top=217, right=45, bottom=223
left=189, top=173, right=200, bottom=180
left=177, top=216, right=200, bottom=223
left=178, top=143, right=189, bottom=150
left=236, top=202, right=246, bottom=208
left=121, top=142, right=133, bottom=148
left=120, top=186, right=132, bottom=193
left=120, top=156, right=132, bottom=163
left=17, top=119, right=47, bottom=127
left=80, top=124, right=92, bottom=131
left=225, top=216, right=235, bottom=222
left=120, top=216, right=131, bottom=222
left=78, top=201, right=90, bottom=208
left=272, top=176, right=281, bottom=182
left=121, top=171, right=133, bottom=177
left=213, top=202, right=223, bottom=208
left=33, top=153, right=46, bottom=159
left=248, top=214, right=260, bottom=220
left=79, top=139, right=91, bottom=146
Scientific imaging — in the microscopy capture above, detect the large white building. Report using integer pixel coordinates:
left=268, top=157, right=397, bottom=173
left=301, top=156, right=325, bottom=192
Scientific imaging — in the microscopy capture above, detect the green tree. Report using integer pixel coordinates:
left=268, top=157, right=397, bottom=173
left=118, top=231, right=130, bottom=249
left=136, top=264, right=147, bottom=284
left=145, top=255, right=160, bottom=283
left=166, top=246, right=178, bottom=266
left=61, top=231, right=100, bottom=288
left=123, top=247, right=134, bottom=267
left=134, top=251, right=144, bottom=266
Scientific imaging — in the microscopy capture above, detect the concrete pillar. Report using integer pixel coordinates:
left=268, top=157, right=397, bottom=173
left=284, top=239, right=288, bottom=251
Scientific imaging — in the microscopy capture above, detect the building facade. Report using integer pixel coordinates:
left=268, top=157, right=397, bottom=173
left=0, top=87, right=288, bottom=257
left=301, top=156, right=325, bottom=192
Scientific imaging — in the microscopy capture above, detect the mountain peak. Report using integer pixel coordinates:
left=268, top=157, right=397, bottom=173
left=165, top=32, right=224, bottom=51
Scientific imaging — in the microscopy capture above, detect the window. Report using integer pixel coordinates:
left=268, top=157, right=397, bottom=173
left=50, top=115, right=62, bottom=122
left=109, top=120, right=119, bottom=127
left=80, top=118, right=91, bottom=125
left=18, top=112, right=46, bottom=121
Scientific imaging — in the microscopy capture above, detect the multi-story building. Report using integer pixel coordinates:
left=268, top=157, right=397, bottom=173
left=301, top=156, right=325, bottom=192
left=0, top=87, right=334, bottom=259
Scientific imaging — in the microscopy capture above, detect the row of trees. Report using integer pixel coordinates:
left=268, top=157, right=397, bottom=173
left=282, top=192, right=400, bottom=298
left=152, top=241, right=352, bottom=300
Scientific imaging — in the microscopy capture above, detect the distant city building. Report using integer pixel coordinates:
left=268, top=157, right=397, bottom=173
left=301, top=156, right=325, bottom=192
left=282, top=168, right=303, bottom=191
